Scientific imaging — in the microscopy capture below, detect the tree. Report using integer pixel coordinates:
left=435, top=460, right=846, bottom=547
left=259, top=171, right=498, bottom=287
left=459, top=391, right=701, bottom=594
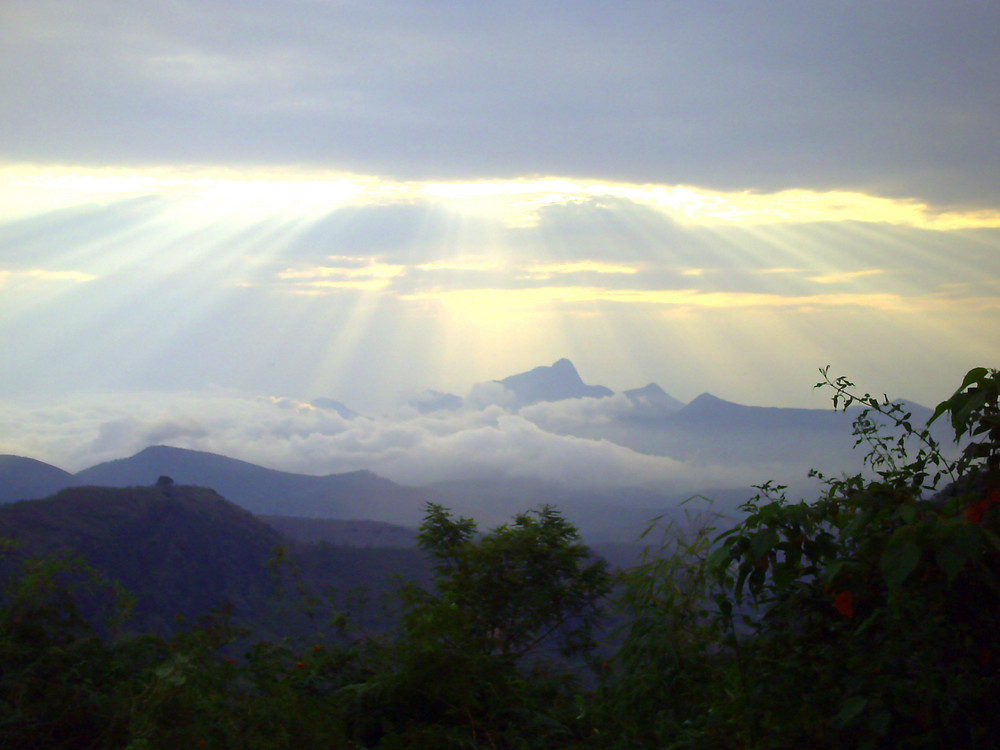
left=704, top=366, right=1000, bottom=748
left=406, top=502, right=612, bottom=660
left=340, top=503, right=612, bottom=748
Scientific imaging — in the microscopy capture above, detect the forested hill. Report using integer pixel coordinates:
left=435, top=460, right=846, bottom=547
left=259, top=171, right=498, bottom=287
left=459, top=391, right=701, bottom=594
left=0, top=484, right=430, bottom=637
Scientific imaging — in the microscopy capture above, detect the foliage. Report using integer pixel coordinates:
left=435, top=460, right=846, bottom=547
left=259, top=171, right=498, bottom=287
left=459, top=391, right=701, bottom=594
left=595, top=501, right=742, bottom=748
left=341, top=503, right=613, bottom=748
left=3, top=367, right=999, bottom=748
left=594, top=366, right=1000, bottom=749
left=405, top=503, right=612, bottom=659
left=0, top=503, right=611, bottom=748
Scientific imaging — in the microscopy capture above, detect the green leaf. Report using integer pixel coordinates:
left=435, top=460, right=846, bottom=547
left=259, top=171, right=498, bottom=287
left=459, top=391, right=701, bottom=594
left=836, top=695, right=868, bottom=726
left=935, top=523, right=981, bottom=582
left=958, top=366, right=990, bottom=391
left=820, top=559, right=845, bottom=585
left=936, top=545, right=971, bottom=583
left=880, top=540, right=920, bottom=589
left=749, top=528, right=778, bottom=561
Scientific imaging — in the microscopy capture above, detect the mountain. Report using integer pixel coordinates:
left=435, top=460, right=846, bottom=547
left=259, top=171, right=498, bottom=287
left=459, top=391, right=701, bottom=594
left=531, top=390, right=950, bottom=490
left=310, top=397, right=360, bottom=419
left=0, top=454, right=81, bottom=503
left=624, top=383, right=684, bottom=416
left=0, top=484, right=286, bottom=634
left=426, top=475, right=743, bottom=544
left=0, top=484, right=431, bottom=638
left=498, top=358, right=613, bottom=406
left=75, top=445, right=433, bottom=524
left=260, top=516, right=417, bottom=547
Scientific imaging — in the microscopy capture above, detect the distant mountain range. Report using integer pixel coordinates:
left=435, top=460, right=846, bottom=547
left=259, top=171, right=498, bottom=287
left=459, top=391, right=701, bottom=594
left=0, top=359, right=950, bottom=545
left=75, top=445, right=433, bottom=524
left=312, top=358, right=681, bottom=416
left=0, top=444, right=727, bottom=545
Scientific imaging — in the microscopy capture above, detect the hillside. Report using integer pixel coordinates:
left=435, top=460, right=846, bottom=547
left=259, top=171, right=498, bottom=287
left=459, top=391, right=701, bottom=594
left=0, top=454, right=81, bottom=503
left=76, top=445, right=434, bottom=523
left=261, top=515, right=417, bottom=547
left=0, top=484, right=430, bottom=637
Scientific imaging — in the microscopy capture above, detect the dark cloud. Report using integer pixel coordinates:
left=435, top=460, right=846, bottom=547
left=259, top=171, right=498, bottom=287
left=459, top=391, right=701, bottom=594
left=1, top=1, right=997, bottom=205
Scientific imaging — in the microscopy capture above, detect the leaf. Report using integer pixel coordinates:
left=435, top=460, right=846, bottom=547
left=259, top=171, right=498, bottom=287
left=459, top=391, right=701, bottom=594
left=935, top=523, right=981, bottom=582
left=836, top=695, right=868, bottom=726
left=820, top=559, right=845, bottom=585
left=936, top=544, right=971, bottom=583
left=880, top=540, right=920, bottom=589
left=749, top=528, right=779, bottom=561
left=929, top=367, right=989, bottom=426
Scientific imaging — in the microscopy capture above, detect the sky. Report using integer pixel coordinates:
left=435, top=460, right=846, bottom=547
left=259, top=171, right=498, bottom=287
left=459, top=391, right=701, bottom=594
left=1, top=1, right=998, bottom=484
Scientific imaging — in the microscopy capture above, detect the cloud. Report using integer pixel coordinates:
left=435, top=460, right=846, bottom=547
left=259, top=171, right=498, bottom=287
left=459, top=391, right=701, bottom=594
left=0, top=268, right=97, bottom=286
left=518, top=261, right=639, bottom=280
left=0, top=389, right=758, bottom=491
left=1, top=3, right=998, bottom=205
left=807, top=270, right=884, bottom=284
left=6, top=167, right=1000, bottom=232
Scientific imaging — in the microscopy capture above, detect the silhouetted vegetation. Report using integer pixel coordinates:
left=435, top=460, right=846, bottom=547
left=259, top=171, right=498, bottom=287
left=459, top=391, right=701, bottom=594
left=1, top=367, right=998, bottom=747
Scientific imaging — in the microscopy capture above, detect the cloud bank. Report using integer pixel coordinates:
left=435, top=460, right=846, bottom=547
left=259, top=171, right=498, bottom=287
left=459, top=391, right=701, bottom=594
left=0, top=387, right=803, bottom=493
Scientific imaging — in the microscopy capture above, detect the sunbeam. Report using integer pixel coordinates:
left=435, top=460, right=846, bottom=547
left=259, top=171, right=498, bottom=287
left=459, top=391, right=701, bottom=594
left=2, top=164, right=998, bottom=413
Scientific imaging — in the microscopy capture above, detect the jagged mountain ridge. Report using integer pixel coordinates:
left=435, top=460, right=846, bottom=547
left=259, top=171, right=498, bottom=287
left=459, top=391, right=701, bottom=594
left=498, top=358, right=615, bottom=406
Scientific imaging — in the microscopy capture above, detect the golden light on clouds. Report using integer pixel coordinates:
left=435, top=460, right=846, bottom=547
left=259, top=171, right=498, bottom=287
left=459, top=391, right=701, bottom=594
left=4, top=164, right=999, bottom=230
left=519, top=261, right=639, bottom=279
left=807, top=269, right=884, bottom=284
left=399, top=285, right=1000, bottom=317
left=0, top=268, right=98, bottom=286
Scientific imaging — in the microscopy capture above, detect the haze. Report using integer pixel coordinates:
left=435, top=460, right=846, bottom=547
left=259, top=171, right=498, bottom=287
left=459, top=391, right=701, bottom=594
left=2, top=1, right=997, bottom=485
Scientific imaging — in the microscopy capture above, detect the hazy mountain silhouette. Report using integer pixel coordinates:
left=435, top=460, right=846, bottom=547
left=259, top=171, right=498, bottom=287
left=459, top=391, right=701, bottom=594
left=498, top=358, right=614, bottom=406
left=624, top=383, right=684, bottom=416
left=260, top=515, right=418, bottom=547
left=310, top=397, right=360, bottom=419
left=0, top=454, right=81, bottom=503
left=552, top=390, right=945, bottom=482
left=76, top=445, right=432, bottom=524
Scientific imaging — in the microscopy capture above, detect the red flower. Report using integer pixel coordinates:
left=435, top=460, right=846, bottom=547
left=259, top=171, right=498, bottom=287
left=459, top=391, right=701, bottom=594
left=834, top=590, right=854, bottom=618
left=965, top=487, right=1000, bottom=524
left=296, top=661, right=306, bottom=669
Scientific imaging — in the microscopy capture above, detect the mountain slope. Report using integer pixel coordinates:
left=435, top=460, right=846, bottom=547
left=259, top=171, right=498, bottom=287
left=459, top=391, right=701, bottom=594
left=76, top=445, right=432, bottom=523
left=0, top=454, right=81, bottom=503
left=0, top=484, right=433, bottom=637
left=0, top=484, right=286, bottom=633
left=623, top=383, right=684, bottom=415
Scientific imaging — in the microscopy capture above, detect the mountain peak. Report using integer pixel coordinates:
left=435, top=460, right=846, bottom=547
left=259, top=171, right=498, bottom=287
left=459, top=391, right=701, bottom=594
left=623, top=383, right=684, bottom=415
left=498, top=359, right=611, bottom=406
left=683, top=392, right=731, bottom=411
left=550, top=358, right=578, bottom=374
